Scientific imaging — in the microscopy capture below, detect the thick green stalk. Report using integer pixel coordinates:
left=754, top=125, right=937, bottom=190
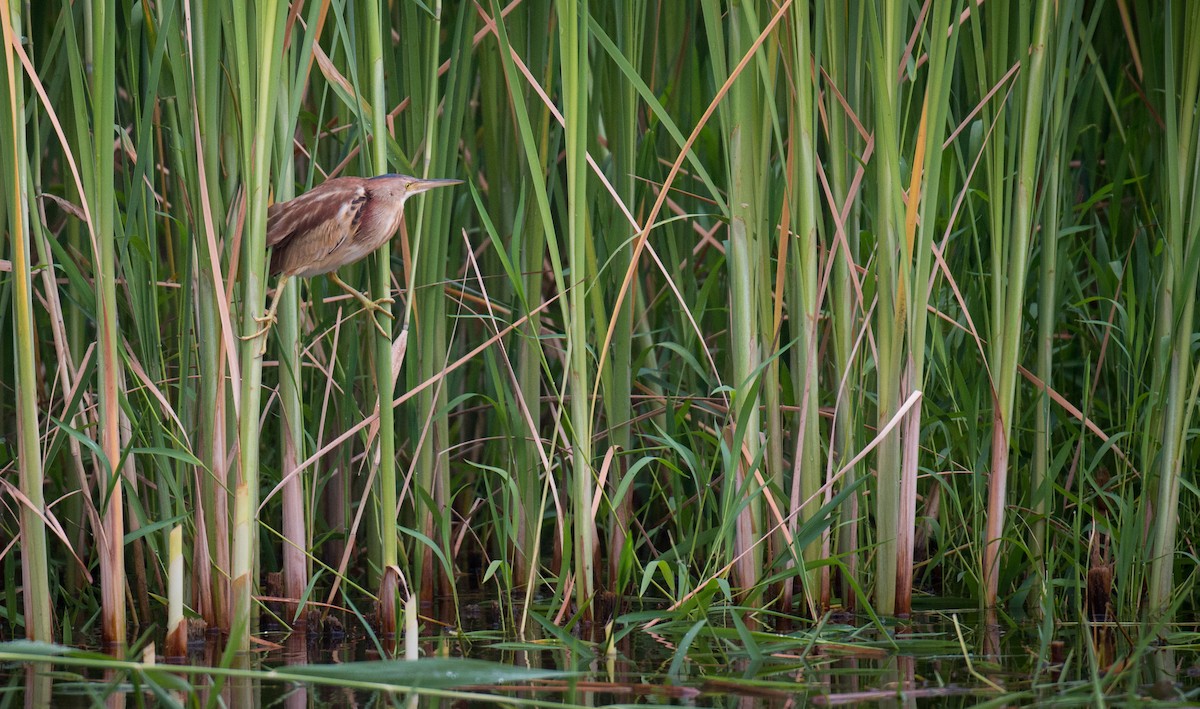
left=1030, top=126, right=1062, bottom=597
left=867, top=0, right=904, bottom=616
left=230, top=0, right=285, bottom=653
left=984, top=0, right=1054, bottom=608
left=557, top=0, right=596, bottom=615
left=594, top=0, right=642, bottom=591
left=899, top=1, right=957, bottom=616
left=181, top=0, right=231, bottom=630
left=1, top=0, right=52, bottom=641
left=279, top=0, right=330, bottom=604
left=786, top=0, right=821, bottom=607
left=1147, top=1, right=1200, bottom=617
left=1031, top=1, right=1086, bottom=594
left=88, top=0, right=126, bottom=647
left=701, top=0, right=766, bottom=600
left=275, top=83, right=307, bottom=623
left=819, top=1, right=864, bottom=611
left=364, top=0, right=399, bottom=635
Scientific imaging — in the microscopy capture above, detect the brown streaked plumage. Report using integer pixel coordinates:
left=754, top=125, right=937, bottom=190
left=248, top=173, right=461, bottom=341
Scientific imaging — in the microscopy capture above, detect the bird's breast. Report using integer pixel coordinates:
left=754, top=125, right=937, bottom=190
left=357, top=202, right=405, bottom=250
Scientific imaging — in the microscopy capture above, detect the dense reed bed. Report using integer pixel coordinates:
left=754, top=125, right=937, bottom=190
left=1, top=0, right=1196, bottom=655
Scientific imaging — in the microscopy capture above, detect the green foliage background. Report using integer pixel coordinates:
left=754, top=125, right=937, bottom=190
left=0, top=0, right=1196, bottom=644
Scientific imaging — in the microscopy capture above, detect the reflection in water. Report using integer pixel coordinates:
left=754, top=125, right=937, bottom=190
left=104, top=667, right=125, bottom=709
left=283, top=631, right=309, bottom=709
left=881, top=653, right=915, bottom=709
left=3, top=610, right=1200, bottom=705
left=228, top=652, right=257, bottom=708
left=24, top=663, right=51, bottom=709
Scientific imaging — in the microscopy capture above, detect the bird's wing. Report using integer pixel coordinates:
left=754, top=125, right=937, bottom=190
left=266, top=177, right=368, bottom=248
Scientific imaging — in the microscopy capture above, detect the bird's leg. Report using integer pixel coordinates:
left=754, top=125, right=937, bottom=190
left=240, top=274, right=288, bottom=346
left=328, top=271, right=395, bottom=337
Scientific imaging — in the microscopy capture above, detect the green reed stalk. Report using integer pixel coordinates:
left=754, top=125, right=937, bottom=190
left=1031, top=51, right=1064, bottom=605
left=817, top=1, right=865, bottom=611
left=1031, top=82, right=1066, bottom=607
left=701, top=0, right=767, bottom=599
left=513, top=155, right=552, bottom=599
left=487, top=0, right=556, bottom=600
left=30, top=80, right=95, bottom=608
left=861, top=0, right=958, bottom=616
left=594, top=0, right=642, bottom=592
left=230, top=0, right=286, bottom=653
left=477, top=7, right=522, bottom=595
left=984, top=0, right=1054, bottom=608
left=1, top=0, right=52, bottom=642
left=427, top=1, right=474, bottom=601
left=866, top=0, right=904, bottom=616
left=30, top=127, right=98, bottom=632
left=174, top=0, right=232, bottom=630
left=84, top=0, right=127, bottom=647
left=363, top=0, right=399, bottom=635
left=45, top=4, right=96, bottom=623
left=785, top=0, right=821, bottom=608
left=395, top=0, right=471, bottom=608
left=556, top=0, right=596, bottom=615
left=275, top=82, right=307, bottom=623
left=1146, top=1, right=1200, bottom=617
left=274, top=0, right=326, bottom=629
left=899, top=1, right=957, bottom=616
left=966, top=1, right=1011, bottom=613
left=398, top=1, right=435, bottom=605
left=1031, top=0, right=1092, bottom=604
left=477, top=3, right=518, bottom=595
left=114, top=0, right=178, bottom=627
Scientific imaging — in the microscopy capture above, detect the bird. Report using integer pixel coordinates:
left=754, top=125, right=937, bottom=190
left=248, top=173, right=461, bottom=341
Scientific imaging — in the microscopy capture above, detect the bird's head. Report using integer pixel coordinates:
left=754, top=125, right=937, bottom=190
left=368, top=173, right=462, bottom=206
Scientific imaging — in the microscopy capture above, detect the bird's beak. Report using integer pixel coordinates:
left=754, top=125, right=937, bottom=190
left=407, top=177, right=463, bottom=195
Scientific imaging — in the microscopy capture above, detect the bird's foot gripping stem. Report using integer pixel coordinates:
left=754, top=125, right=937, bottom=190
left=239, top=312, right=277, bottom=343
left=357, top=296, right=396, bottom=338
left=239, top=276, right=287, bottom=352
left=329, top=271, right=395, bottom=338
